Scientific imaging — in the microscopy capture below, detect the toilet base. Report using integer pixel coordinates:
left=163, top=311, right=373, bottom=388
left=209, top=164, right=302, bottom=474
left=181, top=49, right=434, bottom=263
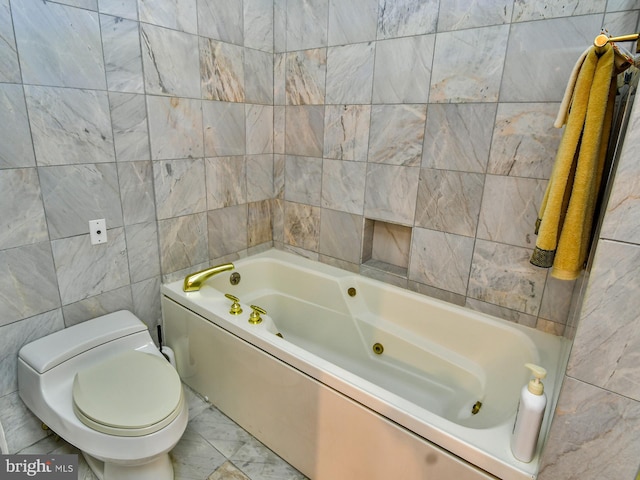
left=83, top=451, right=174, bottom=480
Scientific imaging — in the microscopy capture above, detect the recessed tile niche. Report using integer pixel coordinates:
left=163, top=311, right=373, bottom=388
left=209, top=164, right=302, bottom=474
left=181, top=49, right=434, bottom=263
left=362, top=219, right=412, bottom=277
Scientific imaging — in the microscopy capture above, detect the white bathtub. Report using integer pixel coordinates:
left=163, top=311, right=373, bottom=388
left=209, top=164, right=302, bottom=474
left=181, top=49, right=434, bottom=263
left=161, top=249, right=569, bottom=480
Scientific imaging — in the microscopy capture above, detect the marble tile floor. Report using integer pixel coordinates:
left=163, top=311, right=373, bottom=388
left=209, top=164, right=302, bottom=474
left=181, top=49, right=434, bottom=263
left=18, top=385, right=307, bottom=480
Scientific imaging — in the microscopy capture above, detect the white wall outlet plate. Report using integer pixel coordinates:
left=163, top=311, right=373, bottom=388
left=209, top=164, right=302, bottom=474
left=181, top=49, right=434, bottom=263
left=89, top=219, right=107, bottom=245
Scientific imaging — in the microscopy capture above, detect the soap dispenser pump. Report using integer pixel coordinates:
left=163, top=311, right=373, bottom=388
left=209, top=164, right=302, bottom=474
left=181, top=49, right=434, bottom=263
left=510, top=363, right=547, bottom=463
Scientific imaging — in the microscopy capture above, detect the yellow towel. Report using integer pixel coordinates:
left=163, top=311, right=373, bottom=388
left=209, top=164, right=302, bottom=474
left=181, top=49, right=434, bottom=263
left=554, top=43, right=632, bottom=128
left=531, top=44, right=616, bottom=280
left=554, top=46, right=590, bottom=128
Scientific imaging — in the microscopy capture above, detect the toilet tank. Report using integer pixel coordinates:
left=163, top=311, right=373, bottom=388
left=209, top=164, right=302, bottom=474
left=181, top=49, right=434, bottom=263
left=19, top=310, right=149, bottom=374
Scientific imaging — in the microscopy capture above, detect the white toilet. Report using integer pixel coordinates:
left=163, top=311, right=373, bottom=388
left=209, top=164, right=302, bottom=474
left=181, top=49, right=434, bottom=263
left=18, top=310, right=188, bottom=480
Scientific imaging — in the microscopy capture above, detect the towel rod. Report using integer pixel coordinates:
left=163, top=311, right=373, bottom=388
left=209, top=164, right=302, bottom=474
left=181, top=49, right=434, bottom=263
left=594, top=32, right=640, bottom=54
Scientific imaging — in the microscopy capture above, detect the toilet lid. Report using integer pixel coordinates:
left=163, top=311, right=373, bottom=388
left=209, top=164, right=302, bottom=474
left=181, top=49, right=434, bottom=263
left=72, top=351, right=183, bottom=436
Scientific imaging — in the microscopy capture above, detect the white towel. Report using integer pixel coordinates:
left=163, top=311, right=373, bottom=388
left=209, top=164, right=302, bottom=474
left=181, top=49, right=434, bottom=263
left=554, top=47, right=590, bottom=128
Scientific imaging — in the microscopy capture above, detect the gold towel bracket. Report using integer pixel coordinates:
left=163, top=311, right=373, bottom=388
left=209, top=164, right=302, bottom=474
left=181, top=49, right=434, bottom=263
left=594, top=32, right=640, bottom=54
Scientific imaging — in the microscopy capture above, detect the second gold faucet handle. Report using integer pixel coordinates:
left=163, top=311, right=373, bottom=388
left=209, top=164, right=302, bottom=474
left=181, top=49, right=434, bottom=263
left=249, top=305, right=266, bottom=324
left=225, top=293, right=242, bottom=315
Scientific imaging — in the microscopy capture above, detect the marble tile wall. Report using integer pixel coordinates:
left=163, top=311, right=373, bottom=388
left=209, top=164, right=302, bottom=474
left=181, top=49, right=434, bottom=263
left=2, top=0, right=640, bottom=477
left=0, top=0, right=274, bottom=454
left=538, top=80, right=640, bottom=480
left=275, top=0, right=639, bottom=337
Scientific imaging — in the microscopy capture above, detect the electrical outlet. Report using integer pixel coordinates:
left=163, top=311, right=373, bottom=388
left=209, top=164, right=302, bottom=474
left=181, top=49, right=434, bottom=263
left=89, top=219, right=107, bottom=245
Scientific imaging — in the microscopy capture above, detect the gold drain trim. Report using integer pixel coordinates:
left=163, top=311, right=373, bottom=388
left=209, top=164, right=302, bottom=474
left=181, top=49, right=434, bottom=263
left=471, top=401, right=482, bottom=415
left=372, top=343, right=384, bottom=355
left=347, top=287, right=356, bottom=297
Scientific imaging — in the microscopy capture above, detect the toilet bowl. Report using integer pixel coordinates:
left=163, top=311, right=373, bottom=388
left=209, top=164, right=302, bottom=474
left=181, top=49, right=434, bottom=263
left=18, top=311, right=188, bottom=480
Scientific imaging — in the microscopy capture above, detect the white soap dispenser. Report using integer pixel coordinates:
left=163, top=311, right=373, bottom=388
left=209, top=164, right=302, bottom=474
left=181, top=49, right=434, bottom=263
left=511, top=363, right=547, bottom=463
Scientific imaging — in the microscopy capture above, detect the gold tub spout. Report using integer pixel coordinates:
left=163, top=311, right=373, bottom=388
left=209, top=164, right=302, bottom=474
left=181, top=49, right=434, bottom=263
left=183, top=263, right=234, bottom=292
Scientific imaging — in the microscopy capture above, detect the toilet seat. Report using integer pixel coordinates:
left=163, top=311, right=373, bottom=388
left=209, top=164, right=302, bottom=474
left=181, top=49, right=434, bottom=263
left=72, top=351, right=183, bottom=437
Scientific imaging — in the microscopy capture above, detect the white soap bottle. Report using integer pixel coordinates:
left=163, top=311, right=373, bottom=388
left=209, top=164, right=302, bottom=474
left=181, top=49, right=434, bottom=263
left=510, top=363, right=547, bottom=463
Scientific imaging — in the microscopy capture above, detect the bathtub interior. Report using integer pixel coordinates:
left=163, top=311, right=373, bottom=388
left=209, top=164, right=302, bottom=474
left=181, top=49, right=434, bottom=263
left=200, top=254, right=543, bottom=429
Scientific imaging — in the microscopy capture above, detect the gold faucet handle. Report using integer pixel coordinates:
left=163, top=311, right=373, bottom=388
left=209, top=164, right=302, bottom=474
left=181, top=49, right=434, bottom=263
left=225, top=293, right=243, bottom=315
left=249, top=305, right=266, bottom=325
